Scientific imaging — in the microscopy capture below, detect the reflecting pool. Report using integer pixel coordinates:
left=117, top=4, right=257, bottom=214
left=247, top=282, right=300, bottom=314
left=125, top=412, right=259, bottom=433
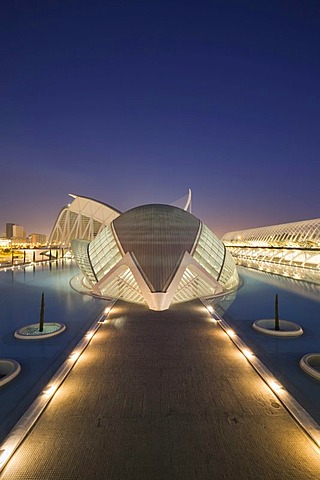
left=0, top=260, right=108, bottom=442
left=1, top=261, right=319, bottom=445
left=214, top=266, right=320, bottom=424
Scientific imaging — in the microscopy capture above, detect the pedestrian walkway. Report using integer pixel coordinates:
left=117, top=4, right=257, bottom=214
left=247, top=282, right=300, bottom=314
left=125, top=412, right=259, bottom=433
left=1, top=301, right=319, bottom=479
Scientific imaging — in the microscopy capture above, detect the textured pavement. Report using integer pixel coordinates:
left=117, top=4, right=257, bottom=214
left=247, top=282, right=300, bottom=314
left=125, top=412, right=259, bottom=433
left=1, top=300, right=319, bottom=479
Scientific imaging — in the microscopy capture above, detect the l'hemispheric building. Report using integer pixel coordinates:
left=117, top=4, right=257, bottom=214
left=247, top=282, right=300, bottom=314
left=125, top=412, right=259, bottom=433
left=49, top=194, right=239, bottom=311
left=72, top=204, right=239, bottom=311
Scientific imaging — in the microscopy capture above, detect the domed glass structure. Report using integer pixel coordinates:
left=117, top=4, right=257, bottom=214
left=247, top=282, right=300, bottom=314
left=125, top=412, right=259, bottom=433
left=72, top=204, right=238, bottom=310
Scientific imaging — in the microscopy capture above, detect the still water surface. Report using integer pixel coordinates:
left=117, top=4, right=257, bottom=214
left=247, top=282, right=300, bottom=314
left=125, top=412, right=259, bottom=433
left=216, top=266, right=320, bottom=423
left=0, top=260, right=107, bottom=442
left=0, top=261, right=319, bottom=443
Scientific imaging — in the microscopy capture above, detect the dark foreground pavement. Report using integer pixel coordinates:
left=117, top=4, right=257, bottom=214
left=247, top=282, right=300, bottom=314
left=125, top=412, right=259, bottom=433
left=1, top=301, right=319, bottom=479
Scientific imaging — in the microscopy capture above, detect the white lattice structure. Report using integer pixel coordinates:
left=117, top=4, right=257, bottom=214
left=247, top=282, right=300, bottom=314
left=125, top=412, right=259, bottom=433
left=48, top=194, right=121, bottom=247
left=223, top=218, right=320, bottom=248
left=222, top=218, right=320, bottom=283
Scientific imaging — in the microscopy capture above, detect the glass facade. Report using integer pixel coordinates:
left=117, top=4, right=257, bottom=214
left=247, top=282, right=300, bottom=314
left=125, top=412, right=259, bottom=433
left=99, top=265, right=145, bottom=303
left=71, top=239, right=96, bottom=285
left=71, top=204, right=239, bottom=309
left=219, top=250, right=239, bottom=290
left=172, top=266, right=217, bottom=303
left=223, top=218, right=320, bottom=284
left=89, top=224, right=122, bottom=281
left=193, top=225, right=225, bottom=279
left=193, top=224, right=238, bottom=290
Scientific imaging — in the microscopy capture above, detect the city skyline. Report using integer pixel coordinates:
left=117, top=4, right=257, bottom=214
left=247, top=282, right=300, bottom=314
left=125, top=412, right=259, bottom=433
left=1, top=1, right=320, bottom=238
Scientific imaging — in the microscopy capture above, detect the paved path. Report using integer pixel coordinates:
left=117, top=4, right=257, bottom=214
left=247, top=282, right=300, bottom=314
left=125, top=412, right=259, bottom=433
left=1, top=301, right=319, bottom=479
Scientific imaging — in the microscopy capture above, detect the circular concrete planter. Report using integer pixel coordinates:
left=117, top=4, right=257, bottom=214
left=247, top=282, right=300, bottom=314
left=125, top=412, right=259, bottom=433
left=300, top=354, right=320, bottom=381
left=14, top=323, right=66, bottom=340
left=252, top=319, right=303, bottom=337
left=0, top=359, right=21, bottom=387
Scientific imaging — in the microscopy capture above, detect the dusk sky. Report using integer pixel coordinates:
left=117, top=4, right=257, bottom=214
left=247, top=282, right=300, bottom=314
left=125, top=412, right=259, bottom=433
left=1, top=0, right=320, bottom=238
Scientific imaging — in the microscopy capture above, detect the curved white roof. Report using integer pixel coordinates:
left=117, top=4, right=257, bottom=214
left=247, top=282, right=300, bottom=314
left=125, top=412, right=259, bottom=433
left=48, top=194, right=120, bottom=246
left=223, top=218, right=320, bottom=247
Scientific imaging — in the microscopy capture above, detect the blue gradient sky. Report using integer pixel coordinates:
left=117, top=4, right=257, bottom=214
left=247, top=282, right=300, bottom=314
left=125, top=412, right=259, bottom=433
left=1, top=0, right=320, bottom=238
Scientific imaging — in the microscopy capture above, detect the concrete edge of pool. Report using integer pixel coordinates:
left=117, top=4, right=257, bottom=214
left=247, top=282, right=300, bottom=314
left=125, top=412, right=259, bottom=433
left=300, top=354, right=320, bottom=381
left=0, top=360, right=21, bottom=387
left=14, top=323, right=66, bottom=340
left=252, top=319, right=303, bottom=337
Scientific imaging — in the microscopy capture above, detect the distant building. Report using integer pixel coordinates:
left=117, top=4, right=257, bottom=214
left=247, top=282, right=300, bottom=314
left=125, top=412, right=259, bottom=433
left=7, top=223, right=26, bottom=241
left=12, top=225, right=26, bottom=243
left=6, top=223, right=15, bottom=239
left=6, top=224, right=26, bottom=243
left=28, top=233, right=47, bottom=245
left=222, top=218, right=320, bottom=284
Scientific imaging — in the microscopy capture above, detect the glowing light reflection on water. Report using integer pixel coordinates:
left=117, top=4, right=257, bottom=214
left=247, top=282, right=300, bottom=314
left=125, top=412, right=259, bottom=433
left=0, top=260, right=108, bottom=443
left=215, top=266, right=320, bottom=424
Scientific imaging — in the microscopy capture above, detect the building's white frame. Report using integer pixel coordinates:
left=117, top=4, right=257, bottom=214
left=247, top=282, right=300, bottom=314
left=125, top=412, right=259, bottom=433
left=48, top=194, right=121, bottom=247
left=223, top=217, right=320, bottom=284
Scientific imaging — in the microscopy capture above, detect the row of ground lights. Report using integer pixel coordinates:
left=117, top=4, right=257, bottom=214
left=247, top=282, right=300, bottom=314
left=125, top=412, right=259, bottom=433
left=206, top=304, right=320, bottom=451
left=0, top=304, right=114, bottom=472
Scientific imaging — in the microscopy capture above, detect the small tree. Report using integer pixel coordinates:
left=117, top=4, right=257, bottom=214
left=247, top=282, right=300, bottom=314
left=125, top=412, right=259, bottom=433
left=39, top=292, right=45, bottom=332
left=275, top=293, right=280, bottom=331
